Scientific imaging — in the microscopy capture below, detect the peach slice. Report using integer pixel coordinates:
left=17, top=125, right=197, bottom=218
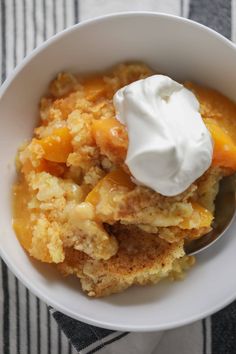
left=92, top=117, right=128, bottom=163
left=22, top=159, right=65, bottom=177
left=180, top=202, right=213, bottom=229
left=37, top=127, right=73, bottom=163
left=86, top=168, right=134, bottom=206
left=205, top=119, right=236, bottom=170
left=13, top=182, right=33, bottom=250
left=186, top=82, right=236, bottom=171
left=83, top=76, right=108, bottom=101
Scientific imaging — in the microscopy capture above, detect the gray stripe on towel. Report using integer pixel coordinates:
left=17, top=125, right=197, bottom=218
left=189, top=0, right=231, bottom=38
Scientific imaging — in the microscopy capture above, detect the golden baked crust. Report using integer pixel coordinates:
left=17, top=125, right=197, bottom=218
left=58, top=225, right=194, bottom=297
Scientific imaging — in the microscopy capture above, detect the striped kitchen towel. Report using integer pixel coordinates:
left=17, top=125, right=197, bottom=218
left=0, top=0, right=236, bottom=353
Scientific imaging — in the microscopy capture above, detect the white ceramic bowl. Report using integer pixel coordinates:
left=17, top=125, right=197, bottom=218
left=1, top=12, right=236, bottom=332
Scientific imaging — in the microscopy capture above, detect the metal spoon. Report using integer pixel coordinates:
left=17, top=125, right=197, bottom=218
left=184, top=174, right=236, bottom=256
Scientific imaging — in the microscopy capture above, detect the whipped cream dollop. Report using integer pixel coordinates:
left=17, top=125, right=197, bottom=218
left=113, top=75, right=213, bottom=196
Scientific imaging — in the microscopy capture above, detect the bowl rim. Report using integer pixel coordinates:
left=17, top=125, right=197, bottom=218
left=1, top=11, right=236, bottom=332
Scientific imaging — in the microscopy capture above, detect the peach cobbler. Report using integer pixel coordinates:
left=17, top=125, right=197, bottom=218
left=12, top=63, right=236, bottom=297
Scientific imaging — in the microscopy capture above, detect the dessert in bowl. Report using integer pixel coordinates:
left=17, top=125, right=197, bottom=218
left=13, top=63, right=235, bottom=297
left=1, top=13, right=236, bottom=330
